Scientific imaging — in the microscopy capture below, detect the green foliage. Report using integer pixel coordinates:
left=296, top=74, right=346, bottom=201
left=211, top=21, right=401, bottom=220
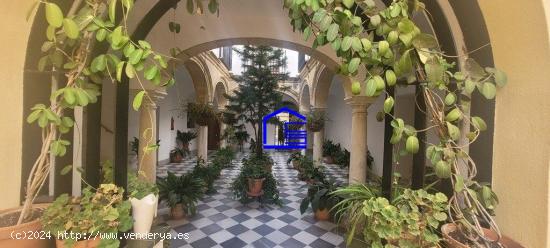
left=360, top=189, right=448, bottom=247
left=191, top=158, right=219, bottom=194
left=286, top=151, right=304, bottom=165
left=300, top=180, right=341, bottom=214
left=225, top=45, right=288, bottom=156
left=101, top=160, right=114, bottom=184
left=212, top=147, right=236, bottom=168
left=306, top=110, right=326, bottom=132
left=157, top=172, right=205, bottom=215
left=128, top=171, right=159, bottom=200
left=41, top=184, right=132, bottom=248
left=295, top=156, right=327, bottom=182
left=170, top=147, right=187, bottom=161
left=188, top=102, right=217, bottom=126
left=285, top=1, right=506, bottom=239
left=130, top=137, right=139, bottom=155
left=176, top=130, right=198, bottom=146
left=231, top=154, right=282, bottom=205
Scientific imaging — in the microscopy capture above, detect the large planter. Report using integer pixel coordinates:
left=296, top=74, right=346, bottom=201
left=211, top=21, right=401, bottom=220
left=247, top=178, right=265, bottom=196
left=314, top=208, right=330, bottom=221
left=323, top=156, right=335, bottom=164
left=0, top=204, right=50, bottom=248
left=292, top=160, right=299, bottom=170
left=55, top=238, right=101, bottom=248
left=130, top=193, right=158, bottom=235
left=170, top=204, right=185, bottom=220
left=442, top=223, right=524, bottom=248
left=170, top=153, right=183, bottom=163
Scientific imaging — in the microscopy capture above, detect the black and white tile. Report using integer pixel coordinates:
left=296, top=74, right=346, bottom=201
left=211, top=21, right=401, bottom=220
left=157, top=151, right=349, bottom=248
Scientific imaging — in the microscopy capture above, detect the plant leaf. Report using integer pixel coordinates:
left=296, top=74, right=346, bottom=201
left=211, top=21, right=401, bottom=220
left=45, top=3, right=63, bottom=28
left=133, top=90, right=146, bottom=111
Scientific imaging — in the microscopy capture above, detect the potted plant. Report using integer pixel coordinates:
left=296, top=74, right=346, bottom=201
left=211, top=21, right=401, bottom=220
left=191, top=158, right=218, bottom=194
left=231, top=155, right=282, bottom=205
left=157, top=172, right=205, bottom=220
left=169, top=147, right=185, bottom=163
left=322, top=139, right=339, bottom=164
left=296, top=156, right=326, bottom=184
left=175, top=130, right=197, bottom=153
left=333, top=185, right=448, bottom=247
left=0, top=204, right=51, bottom=248
left=300, top=180, right=341, bottom=221
left=286, top=151, right=303, bottom=169
left=128, top=172, right=159, bottom=236
left=306, top=110, right=326, bottom=132
left=41, top=184, right=132, bottom=248
left=9, top=1, right=217, bottom=247
left=234, top=130, right=250, bottom=151
left=212, top=147, right=236, bottom=169
left=188, top=102, right=217, bottom=126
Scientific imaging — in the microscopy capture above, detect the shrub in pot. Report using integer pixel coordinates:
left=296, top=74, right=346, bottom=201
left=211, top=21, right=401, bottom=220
left=306, top=110, right=326, bottom=132
left=322, top=139, right=339, bottom=164
left=157, top=172, right=205, bottom=220
left=286, top=151, right=303, bottom=169
left=212, top=147, right=236, bottom=169
left=169, top=147, right=185, bottom=163
left=191, top=158, right=219, bottom=194
left=188, top=102, right=217, bottom=126
left=128, top=172, right=159, bottom=235
left=334, top=187, right=448, bottom=247
left=0, top=204, right=51, bottom=248
left=175, top=130, right=197, bottom=154
left=300, top=180, right=340, bottom=221
left=296, top=156, right=326, bottom=184
left=41, top=184, right=132, bottom=248
left=231, top=155, right=282, bottom=205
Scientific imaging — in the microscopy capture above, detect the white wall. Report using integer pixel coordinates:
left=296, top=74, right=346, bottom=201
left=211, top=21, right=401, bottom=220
left=128, top=67, right=198, bottom=164
left=325, top=77, right=352, bottom=150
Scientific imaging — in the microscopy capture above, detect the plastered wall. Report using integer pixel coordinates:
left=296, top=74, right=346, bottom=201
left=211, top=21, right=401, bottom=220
left=0, top=0, right=34, bottom=209
left=479, top=1, right=550, bottom=246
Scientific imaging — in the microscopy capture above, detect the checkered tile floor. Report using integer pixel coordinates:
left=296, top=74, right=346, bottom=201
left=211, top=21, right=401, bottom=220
left=156, top=151, right=349, bottom=248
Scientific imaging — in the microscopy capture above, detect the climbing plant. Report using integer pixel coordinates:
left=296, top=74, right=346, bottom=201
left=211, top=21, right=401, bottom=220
left=284, top=0, right=506, bottom=245
left=20, top=0, right=219, bottom=225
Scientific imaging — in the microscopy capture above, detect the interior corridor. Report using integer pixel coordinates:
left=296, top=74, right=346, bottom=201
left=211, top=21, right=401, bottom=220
left=157, top=151, right=348, bottom=248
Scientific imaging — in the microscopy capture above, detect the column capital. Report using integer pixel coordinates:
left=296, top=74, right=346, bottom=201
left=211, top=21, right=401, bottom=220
left=345, top=96, right=375, bottom=113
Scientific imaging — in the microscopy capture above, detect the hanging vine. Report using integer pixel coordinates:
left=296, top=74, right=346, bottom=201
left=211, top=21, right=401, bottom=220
left=284, top=0, right=506, bottom=245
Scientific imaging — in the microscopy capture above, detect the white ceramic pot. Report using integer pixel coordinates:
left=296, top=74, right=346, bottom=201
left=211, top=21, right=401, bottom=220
left=130, top=193, right=158, bottom=236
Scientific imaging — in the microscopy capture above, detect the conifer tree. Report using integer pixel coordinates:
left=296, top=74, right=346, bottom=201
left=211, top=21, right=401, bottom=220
left=225, top=45, right=288, bottom=156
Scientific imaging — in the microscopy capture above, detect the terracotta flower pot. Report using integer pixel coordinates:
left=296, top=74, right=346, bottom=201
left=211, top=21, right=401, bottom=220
left=55, top=238, right=101, bottom=248
left=292, top=160, right=299, bottom=170
left=323, top=156, right=334, bottom=164
left=247, top=178, right=265, bottom=195
left=442, top=223, right=524, bottom=248
left=0, top=204, right=51, bottom=248
left=170, top=204, right=186, bottom=220
left=314, top=208, right=330, bottom=221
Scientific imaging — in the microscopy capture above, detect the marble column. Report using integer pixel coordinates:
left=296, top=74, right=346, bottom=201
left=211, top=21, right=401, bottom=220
left=138, top=91, right=165, bottom=183
left=299, top=107, right=310, bottom=156
left=345, top=96, right=374, bottom=184
left=220, top=122, right=227, bottom=148
left=197, top=125, right=208, bottom=161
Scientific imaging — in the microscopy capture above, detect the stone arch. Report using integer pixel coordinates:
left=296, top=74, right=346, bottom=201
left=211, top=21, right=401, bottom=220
left=183, top=57, right=212, bottom=104
left=299, top=83, right=311, bottom=112
left=213, top=80, right=228, bottom=109
left=10, top=3, right=550, bottom=246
